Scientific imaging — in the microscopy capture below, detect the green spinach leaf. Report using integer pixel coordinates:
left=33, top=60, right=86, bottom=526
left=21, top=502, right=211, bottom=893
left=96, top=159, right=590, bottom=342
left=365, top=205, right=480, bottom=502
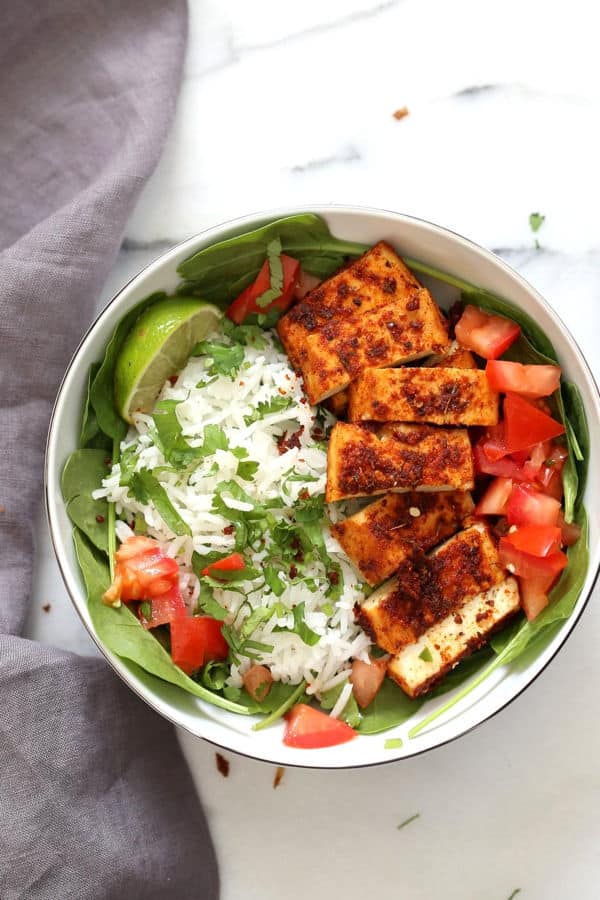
left=177, top=214, right=368, bottom=307
left=356, top=678, right=423, bottom=735
left=61, top=449, right=110, bottom=552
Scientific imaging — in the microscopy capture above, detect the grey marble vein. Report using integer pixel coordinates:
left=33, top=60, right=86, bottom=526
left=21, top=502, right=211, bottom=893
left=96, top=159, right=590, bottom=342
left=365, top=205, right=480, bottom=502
left=291, top=145, right=361, bottom=174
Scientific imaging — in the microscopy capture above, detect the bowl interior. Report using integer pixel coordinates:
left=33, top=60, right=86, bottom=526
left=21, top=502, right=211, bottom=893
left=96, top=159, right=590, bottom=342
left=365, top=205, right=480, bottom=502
left=46, top=206, right=600, bottom=768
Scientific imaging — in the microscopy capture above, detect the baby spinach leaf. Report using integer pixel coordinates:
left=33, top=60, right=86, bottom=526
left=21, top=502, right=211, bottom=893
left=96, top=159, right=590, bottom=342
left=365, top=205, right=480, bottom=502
left=61, top=449, right=109, bottom=553
left=80, top=363, right=111, bottom=449
left=128, top=469, right=191, bottom=536
left=356, top=678, right=423, bottom=735
left=177, top=214, right=368, bottom=307
left=319, top=680, right=362, bottom=728
left=252, top=680, right=307, bottom=729
left=90, top=292, right=166, bottom=441
left=192, top=339, right=245, bottom=378
left=73, top=528, right=251, bottom=714
left=152, top=400, right=205, bottom=469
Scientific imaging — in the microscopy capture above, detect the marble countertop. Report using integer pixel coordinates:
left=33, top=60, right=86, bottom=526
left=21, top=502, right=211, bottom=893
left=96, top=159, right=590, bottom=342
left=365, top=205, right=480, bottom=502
left=27, top=1, right=600, bottom=897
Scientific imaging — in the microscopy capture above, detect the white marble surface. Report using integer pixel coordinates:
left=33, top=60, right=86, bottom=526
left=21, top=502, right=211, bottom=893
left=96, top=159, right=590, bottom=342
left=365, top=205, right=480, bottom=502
left=27, top=1, right=600, bottom=897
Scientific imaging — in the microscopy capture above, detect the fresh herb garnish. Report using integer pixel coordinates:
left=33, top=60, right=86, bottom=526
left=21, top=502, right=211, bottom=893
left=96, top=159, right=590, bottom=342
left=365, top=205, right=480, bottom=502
left=237, top=459, right=260, bottom=481
left=384, top=738, right=403, bottom=750
left=254, top=237, right=284, bottom=309
left=418, top=646, right=433, bottom=662
left=244, top=395, right=293, bottom=425
left=397, top=813, right=420, bottom=830
left=529, top=211, right=545, bottom=248
left=128, top=469, right=191, bottom=536
left=506, top=891, right=521, bottom=900
left=192, top=339, right=244, bottom=378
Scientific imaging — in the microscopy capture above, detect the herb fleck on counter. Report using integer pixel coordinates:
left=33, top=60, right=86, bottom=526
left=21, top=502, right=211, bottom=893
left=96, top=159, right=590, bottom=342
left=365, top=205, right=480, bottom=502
left=397, top=813, right=420, bottom=830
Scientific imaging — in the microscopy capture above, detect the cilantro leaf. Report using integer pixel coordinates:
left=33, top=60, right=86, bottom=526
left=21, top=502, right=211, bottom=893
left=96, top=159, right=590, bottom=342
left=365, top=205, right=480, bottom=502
left=237, top=459, right=260, bottom=481
left=275, top=601, right=320, bottom=646
left=529, top=211, right=545, bottom=233
left=244, top=395, right=293, bottom=426
left=418, top=646, right=433, bottom=662
left=254, top=237, right=284, bottom=309
left=128, top=469, right=191, bottom=536
left=192, top=339, right=244, bottom=378
left=221, top=318, right=267, bottom=348
left=152, top=401, right=229, bottom=468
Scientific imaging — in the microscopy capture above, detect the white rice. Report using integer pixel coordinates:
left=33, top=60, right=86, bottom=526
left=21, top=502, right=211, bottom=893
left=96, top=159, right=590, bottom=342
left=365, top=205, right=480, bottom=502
left=95, top=328, right=371, bottom=696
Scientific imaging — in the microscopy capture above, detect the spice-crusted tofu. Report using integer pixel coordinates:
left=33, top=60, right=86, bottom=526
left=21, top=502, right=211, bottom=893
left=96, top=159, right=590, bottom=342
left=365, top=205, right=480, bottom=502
left=347, top=367, right=499, bottom=426
left=324, top=389, right=349, bottom=419
left=387, top=578, right=520, bottom=697
left=354, top=523, right=505, bottom=654
left=325, top=422, right=474, bottom=502
left=331, top=491, right=474, bottom=586
left=277, top=242, right=450, bottom=403
left=426, top=342, right=478, bottom=370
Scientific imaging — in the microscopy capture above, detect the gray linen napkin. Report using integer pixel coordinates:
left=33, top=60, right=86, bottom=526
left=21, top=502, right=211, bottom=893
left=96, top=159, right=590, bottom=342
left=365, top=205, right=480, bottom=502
left=0, top=2, right=219, bottom=897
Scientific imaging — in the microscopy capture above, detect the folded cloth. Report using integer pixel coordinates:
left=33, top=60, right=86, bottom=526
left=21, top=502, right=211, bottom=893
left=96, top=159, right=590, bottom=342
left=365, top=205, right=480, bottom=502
left=0, top=2, right=219, bottom=898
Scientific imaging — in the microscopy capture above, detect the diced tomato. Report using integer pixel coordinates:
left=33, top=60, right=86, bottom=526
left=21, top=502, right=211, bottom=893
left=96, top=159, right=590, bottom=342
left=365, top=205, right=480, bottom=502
left=455, top=305, right=521, bottom=359
left=485, top=360, right=561, bottom=398
left=541, top=469, right=564, bottom=501
left=475, top=477, right=513, bottom=516
left=350, top=657, right=387, bottom=709
left=480, top=422, right=509, bottom=462
left=140, top=582, right=187, bottom=629
left=226, top=254, right=301, bottom=324
left=473, top=441, right=527, bottom=480
left=518, top=574, right=555, bottom=621
left=499, top=539, right=568, bottom=580
left=507, top=483, right=561, bottom=527
left=170, top=616, right=229, bottom=676
left=503, top=393, right=565, bottom=453
left=283, top=704, right=356, bottom=749
left=103, top=535, right=180, bottom=605
left=558, top=512, right=582, bottom=547
left=294, top=270, right=321, bottom=299
left=242, top=664, right=273, bottom=702
left=201, top=552, right=246, bottom=577
left=503, top=525, right=562, bottom=558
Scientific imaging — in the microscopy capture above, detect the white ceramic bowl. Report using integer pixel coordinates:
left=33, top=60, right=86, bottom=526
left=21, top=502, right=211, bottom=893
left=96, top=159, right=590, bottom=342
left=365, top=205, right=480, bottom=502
left=46, top=205, right=600, bottom=768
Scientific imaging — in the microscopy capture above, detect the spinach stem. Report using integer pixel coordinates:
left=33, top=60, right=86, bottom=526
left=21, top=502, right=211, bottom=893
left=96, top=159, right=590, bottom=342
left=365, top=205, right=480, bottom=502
left=252, top=680, right=306, bottom=731
left=107, top=436, right=119, bottom=579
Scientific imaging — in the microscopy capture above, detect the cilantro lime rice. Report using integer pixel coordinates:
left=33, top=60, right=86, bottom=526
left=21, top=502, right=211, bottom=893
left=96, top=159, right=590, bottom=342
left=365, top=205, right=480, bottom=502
left=94, top=326, right=371, bottom=697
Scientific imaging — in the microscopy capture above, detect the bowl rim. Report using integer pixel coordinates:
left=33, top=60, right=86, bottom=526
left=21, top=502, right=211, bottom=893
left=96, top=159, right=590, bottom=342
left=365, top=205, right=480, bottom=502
left=45, top=202, right=600, bottom=769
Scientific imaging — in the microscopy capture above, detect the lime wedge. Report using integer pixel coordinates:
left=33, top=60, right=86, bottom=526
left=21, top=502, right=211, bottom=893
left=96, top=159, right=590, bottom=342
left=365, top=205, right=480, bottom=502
left=114, top=296, right=222, bottom=423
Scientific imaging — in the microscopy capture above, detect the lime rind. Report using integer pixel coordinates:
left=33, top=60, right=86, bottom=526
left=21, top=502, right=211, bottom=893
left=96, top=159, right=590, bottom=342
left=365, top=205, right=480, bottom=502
left=114, top=297, right=222, bottom=423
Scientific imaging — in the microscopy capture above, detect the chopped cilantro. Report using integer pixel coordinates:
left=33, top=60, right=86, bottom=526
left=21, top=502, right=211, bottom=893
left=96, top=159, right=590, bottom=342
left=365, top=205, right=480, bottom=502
left=397, top=813, right=420, bottom=830
left=244, top=395, right=293, bottom=425
left=254, top=238, right=284, bottom=309
left=221, top=317, right=267, bottom=348
left=529, top=211, right=545, bottom=249
left=384, top=738, right=403, bottom=750
left=237, top=459, right=260, bottom=481
left=418, top=646, right=433, bottom=663
left=139, top=601, right=152, bottom=620
left=192, top=339, right=244, bottom=378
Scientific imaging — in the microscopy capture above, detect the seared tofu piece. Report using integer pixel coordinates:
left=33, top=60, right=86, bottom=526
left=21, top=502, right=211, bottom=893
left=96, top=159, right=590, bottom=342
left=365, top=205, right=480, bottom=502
left=426, top=342, right=478, bottom=370
left=355, top=523, right=505, bottom=654
left=278, top=242, right=450, bottom=403
left=323, top=389, right=349, bottom=419
left=347, top=367, right=499, bottom=426
left=331, top=491, right=474, bottom=586
left=326, top=422, right=474, bottom=502
left=387, top=578, right=520, bottom=697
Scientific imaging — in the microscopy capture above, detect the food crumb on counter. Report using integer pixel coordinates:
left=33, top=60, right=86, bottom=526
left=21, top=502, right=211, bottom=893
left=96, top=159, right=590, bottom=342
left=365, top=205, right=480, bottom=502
left=215, top=753, right=230, bottom=777
left=273, top=766, right=285, bottom=789
left=392, top=106, right=410, bottom=120
left=42, top=603, right=51, bottom=613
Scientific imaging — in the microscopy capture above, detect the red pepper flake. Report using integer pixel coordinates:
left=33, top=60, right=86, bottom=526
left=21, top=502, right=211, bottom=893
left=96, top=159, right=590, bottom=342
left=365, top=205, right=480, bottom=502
left=215, top=753, right=230, bottom=777
left=278, top=388, right=287, bottom=396
left=298, top=488, right=310, bottom=501
left=104, top=457, right=112, bottom=466
left=294, top=551, right=304, bottom=563
left=239, top=381, right=245, bottom=387
left=95, top=514, right=105, bottom=523
left=129, top=521, right=135, bottom=530
left=328, top=570, right=340, bottom=586
left=42, top=603, right=51, bottom=613
left=223, top=524, right=235, bottom=535
left=277, top=426, right=304, bottom=455
left=273, top=766, right=285, bottom=789
left=289, top=565, right=298, bottom=579
left=168, top=374, right=178, bottom=386
left=300, top=398, right=307, bottom=404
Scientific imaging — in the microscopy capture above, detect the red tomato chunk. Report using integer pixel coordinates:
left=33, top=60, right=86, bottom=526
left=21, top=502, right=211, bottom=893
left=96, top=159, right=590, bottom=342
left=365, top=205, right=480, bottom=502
left=486, top=360, right=561, bottom=398
left=171, top=617, right=229, bottom=676
left=226, top=255, right=301, bottom=324
left=455, top=305, right=520, bottom=359
left=283, top=704, right=356, bottom=749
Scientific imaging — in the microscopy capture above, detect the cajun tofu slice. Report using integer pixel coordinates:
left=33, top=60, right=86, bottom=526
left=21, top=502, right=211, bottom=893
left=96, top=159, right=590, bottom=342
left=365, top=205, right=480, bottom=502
left=331, top=491, right=474, bottom=586
left=387, top=578, right=520, bottom=697
left=324, top=388, right=349, bottom=419
left=354, top=523, right=505, bottom=655
left=426, top=341, right=478, bottom=370
left=277, top=242, right=450, bottom=403
left=347, top=367, right=499, bottom=426
left=325, top=422, right=474, bottom=502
